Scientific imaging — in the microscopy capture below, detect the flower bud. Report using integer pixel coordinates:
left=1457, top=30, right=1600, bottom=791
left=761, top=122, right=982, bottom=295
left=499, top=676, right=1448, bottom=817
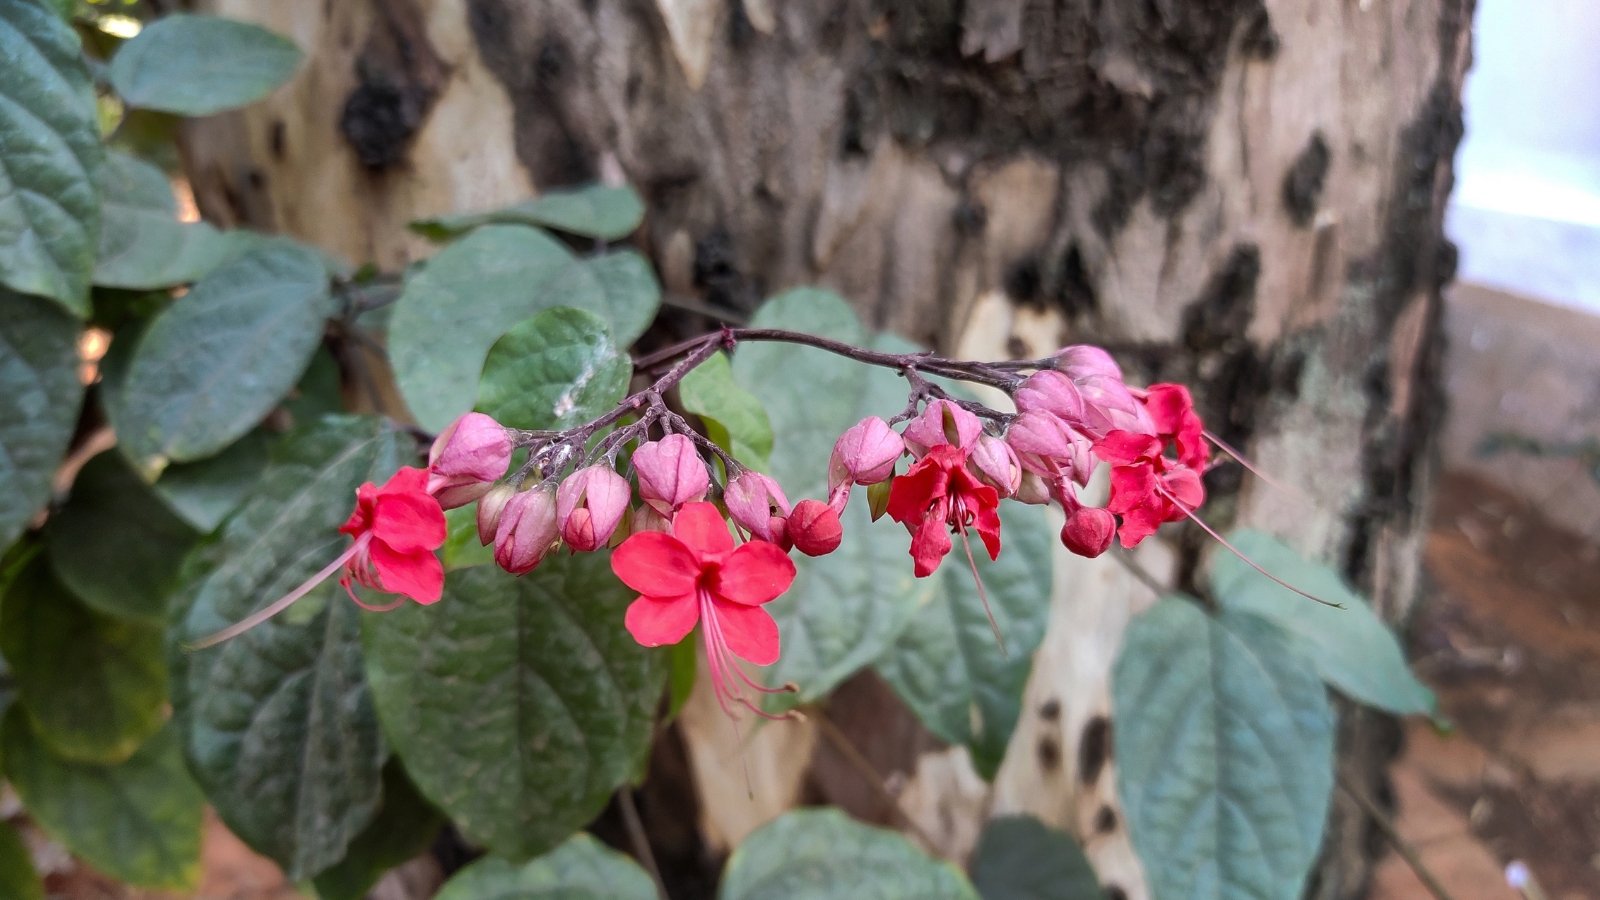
left=901, top=399, right=984, bottom=457
left=633, top=434, right=710, bottom=516
left=788, top=499, right=842, bottom=557
left=1060, top=506, right=1116, bottom=558
left=1014, top=471, right=1052, bottom=505
left=968, top=434, right=1021, bottom=497
left=1078, top=375, right=1153, bottom=437
left=1054, top=345, right=1124, bottom=381
left=631, top=504, right=671, bottom=534
left=476, top=483, right=516, bottom=546
left=724, top=471, right=792, bottom=546
left=828, top=417, right=904, bottom=490
left=1006, top=411, right=1091, bottom=483
left=427, top=412, right=513, bottom=509
left=556, top=466, right=630, bottom=552
left=1014, top=370, right=1087, bottom=428
left=493, top=486, right=559, bottom=575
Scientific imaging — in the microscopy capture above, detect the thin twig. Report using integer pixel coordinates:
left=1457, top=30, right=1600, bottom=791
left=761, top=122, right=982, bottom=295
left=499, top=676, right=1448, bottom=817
left=810, top=710, right=942, bottom=852
left=1339, top=775, right=1456, bottom=900
left=617, top=788, right=669, bottom=900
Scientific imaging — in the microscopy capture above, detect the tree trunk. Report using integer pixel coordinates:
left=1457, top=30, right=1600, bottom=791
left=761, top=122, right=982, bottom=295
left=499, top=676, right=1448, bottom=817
left=179, top=1, right=1472, bottom=896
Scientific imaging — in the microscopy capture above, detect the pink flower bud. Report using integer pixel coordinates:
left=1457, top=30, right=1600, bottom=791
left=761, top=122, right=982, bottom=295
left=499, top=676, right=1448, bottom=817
left=1006, top=411, right=1092, bottom=484
left=1014, top=370, right=1087, bottom=428
left=556, top=466, right=630, bottom=552
left=828, top=417, right=904, bottom=490
left=902, top=399, right=982, bottom=456
left=967, top=434, right=1021, bottom=497
left=1078, top=375, right=1153, bottom=436
left=631, top=504, right=671, bottom=534
left=1014, top=471, right=1051, bottom=505
left=1060, top=506, right=1116, bottom=558
left=1055, top=345, right=1124, bottom=381
left=788, top=499, right=842, bottom=557
left=633, top=434, right=710, bottom=516
left=427, top=412, right=513, bottom=509
left=493, top=486, right=559, bottom=575
left=724, top=471, right=792, bottom=546
left=476, top=483, right=516, bottom=545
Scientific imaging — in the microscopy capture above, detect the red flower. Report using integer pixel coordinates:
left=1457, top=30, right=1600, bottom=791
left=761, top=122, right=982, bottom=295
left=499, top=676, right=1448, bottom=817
left=1096, top=383, right=1210, bottom=548
left=338, top=466, right=448, bottom=606
left=886, top=445, right=1001, bottom=577
left=611, top=502, right=796, bottom=717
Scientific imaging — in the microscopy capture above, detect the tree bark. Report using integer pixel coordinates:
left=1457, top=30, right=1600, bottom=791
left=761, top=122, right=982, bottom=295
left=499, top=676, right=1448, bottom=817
left=180, top=1, right=1472, bottom=897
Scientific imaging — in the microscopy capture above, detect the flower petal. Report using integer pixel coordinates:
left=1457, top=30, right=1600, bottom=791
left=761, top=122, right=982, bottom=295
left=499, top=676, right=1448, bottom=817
left=910, top=511, right=953, bottom=577
left=886, top=461, right=944, bottom=525
left=975, top=504, right=1002, bottom=561
left=378, top=466, right=432, bottom=496
left=1107, top=464, right=1155, bottom=515
left=712, top=601, right=780, bottom=666
left=371, top=542, right=444, bottom=604
left=1116, top=505, right=1163, bottom=549
left=1094, top=430, right=1161, bottom=466
left=624, top=592, right=700, bottom=647
left=671, top=502, right=734, bottom=556
left=611, top=532, right=700, bottom=596
left=372, top=489, right=447, bottom=552
left=715, top=540, right=796, bottom=606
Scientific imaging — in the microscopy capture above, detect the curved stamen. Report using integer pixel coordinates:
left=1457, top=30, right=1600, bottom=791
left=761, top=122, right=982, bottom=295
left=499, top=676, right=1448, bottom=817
left=187, top=534, right=373, bottom=650
left=957, top=521, right=1007, bottom=655
left=1202, top=429, right=1308, bottom=502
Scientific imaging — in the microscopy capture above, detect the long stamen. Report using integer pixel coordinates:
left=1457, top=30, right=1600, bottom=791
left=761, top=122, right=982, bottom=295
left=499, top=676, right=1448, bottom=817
left=343, top=580, right=405, bottom=612
left=957, top=521, right=1007, bottom=655
left=700, top=593, right=796, bottom=721
left=186, top=534, right=372, bottom=650
left=1156, top=484, right=1344, bottom=609
left=1202, top=429, right=1308, bottom=502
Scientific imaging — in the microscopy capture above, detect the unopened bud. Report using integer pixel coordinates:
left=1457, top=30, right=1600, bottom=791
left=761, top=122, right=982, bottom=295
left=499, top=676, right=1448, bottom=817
left=427, top=412, right=513, bottom=509
left=631, top=504, right=671, bottom=535
left=1014, top=370, right=1087, bottom=429
left=968, top=434, right=1021, bottom=497
left=1014, top=471, right=1051, bottom=505
left=788, top=499, right=842, bottom=557
left=556, top=466, right=631, bottom=552
left=493, top=486, right=560, bottom=575
left=1060, top=506, right=1116, bottom=558
left=633, top=434, right=710, bottom=516
left=1006, top=411, right=1092, bottom=484
left=1054, top=345, right=1124, bottom=381
left=901, top=399, right=982, bottom=456
left=828, top=417, right=904, bottom=490
left=476, top=483, right=516, bottom=546
left=724, top=471, right=792, bottom=546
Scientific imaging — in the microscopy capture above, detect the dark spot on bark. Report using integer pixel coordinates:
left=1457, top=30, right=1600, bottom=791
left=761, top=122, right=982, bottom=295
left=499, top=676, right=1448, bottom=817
left=1079, top=715, right=1111, bottom=785
left=1006, top=336, right=1028, bottom=358
left=1106, top=886, right=1129, bottom=900
left=728, top=0, right=756, bottom=49
left=1239, top=5, right=1279, bottom=60
left=1283, top=131, right=1331, bottom=227
left=1038, top=698, right=1061, bottom=721
left=269, top=120, right=287, bottom=160
left=1094, top=805, right=1118, bottom=833
left=1037, top=736, right=1061, bottom=770
left=626, top=73, right=643, bottom=107
left=952, top=200, right=986, bottom=234
left=245, top=168, right=266, bottom=190
left=1055, top=243, right=1098, bottom=318
left=339, top=0, right=450, bottom=171
left=341, top=82, right=420, bottom=168
left=1005, top=256, right=1043, bottom=304
left=694, top=227, right=754, bottom=310
left=536, top=38, right=566, bottom=82
left=1182, top=243, right=1260, bottom=353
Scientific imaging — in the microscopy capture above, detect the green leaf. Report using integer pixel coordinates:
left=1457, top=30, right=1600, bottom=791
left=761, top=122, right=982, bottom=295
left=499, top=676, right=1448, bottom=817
left=170, top=416, right=402, bottom=879
left=1112, top=598, right=1334, bottom=900
left=477, top=307, right=632, bottom=431
left=0, top=820, right=43, bottom=900
left=572, top=251, right=660, bottom=348
left=440, top=503, right=494, bottom=570
left=150, top=429, right=272, bottom=533
left=311, top=763, right=442, bottom=900
left=94, top=149, right=229, bottom=289
left=0, top=0, right=102, bottom=315
left=363, top=553, right=664, bottom=861
left=0, top=557, right=167, bottom=764
left=720, top=808, right=978, bottom=900
left=107, top=14, right=302, bottom=116
left=388, top=225, right=576, bottom=431
left=435, top=834, right=657, bottom=900
left=733, top=290, right=933, bottom=703
left=45, top=450, right=199, bottom=621
left=116, top=240, right=334, bottom=466
left=877, top=501, right=1053, bottom=779
left=413, top=184, right=646, bottom=241
left=969, top=815, right=1102, bottom=900
left=664, top=636, right=697, bottom=722
left=1208, top=528, right=1436, bottom=715
left=680, top=351, right=773, bottom=470
left=0, top=291, right=83, bottom=548
left=2, top=712, right=203, bottom=890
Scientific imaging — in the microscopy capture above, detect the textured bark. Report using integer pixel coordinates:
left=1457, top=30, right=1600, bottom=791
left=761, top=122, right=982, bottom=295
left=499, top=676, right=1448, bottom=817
left=181, top=1, right=1472, bottom=896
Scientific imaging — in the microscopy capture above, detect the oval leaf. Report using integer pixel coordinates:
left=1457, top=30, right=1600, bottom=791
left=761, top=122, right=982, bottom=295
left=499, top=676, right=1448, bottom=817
left=720, top=808, right=978, bottom=900
left=1208, top=528, right=1436, bottom=715
left=0, top=0, right=102, bottom=315
left=0, top=557, right=167, bottom=764
left=46, top=449, right=198, bottom=621
left=170, top=416, right=402, bottom=879
left=150, top=429, right=272, bottom=533
left=1113, top=598, right=1334, bottom=900
left=679, top=351, right=773, bottom=470
left=363, top=554, right=664, bottom=861
left=117, top=240, right=333, bottom=466
left=436, top=834, right=656, bottom=900
left=2, top=712, right=203, bottom=890
left=94, top=149, right=230, bottom=289
left=970, top=815, right=1103, bottom=900
left=413, top=184, right=646, bottom=241
left=108, top=14, right=302, bottom=116
left=311, top=763, right=442, bottom=900
left=477, top=306, right=632, bottom=431
left=0, top=290, right=83, bottom=548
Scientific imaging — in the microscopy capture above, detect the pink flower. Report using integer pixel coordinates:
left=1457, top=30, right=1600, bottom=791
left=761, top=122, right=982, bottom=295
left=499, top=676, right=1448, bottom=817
left=1055, top=345, right=1124, bottom=381
left=427, top=413, right=512, bottom=509
left=1095, top=385, right=1209, bottom=549
left=788, top=499, right=842, bottom=557
left=1005, top=410, right=1092, bottom=485
left=493, top=486, right=560, bottom=574
left=633, top=435, right=710, bottom=516
left=828, top=417, right=904, bottom=490
left=901, top=399, right=982, bottom=457
left=724, top=471, right=793, bottom=547
left=556, top=466, right=630, bottom=552
left=339, top=467, right=447, bottom=604
left=1060, top=504, right=1116, bottom=558
left=612, top=502, right=796, bottom=717
left=967, top=434, right=1021, bottom=497
left=886, top=444, right=1001, bottom=577
left=1014, top=370, right=1087, bottom=427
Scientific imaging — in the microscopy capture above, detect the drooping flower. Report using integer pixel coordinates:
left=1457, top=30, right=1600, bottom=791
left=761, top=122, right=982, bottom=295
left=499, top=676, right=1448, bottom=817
left=967, top=434, right=1022, bottom=497
left=427, top=412, right=513, bottom=509
left=828, top=416, right=904, bottom=494
left=788, top=499, right=842, bottom=556
left=556, top=466, right=630, bottom=552
left=611, top=502, right=796, bottom=717
left=493, top=485, right=560, bottom=574
left=1095, top=383, right=1209, bottom=548
left=886, top=444, right=1001, bottom=577
left=634, top=434, right=711, bottom=516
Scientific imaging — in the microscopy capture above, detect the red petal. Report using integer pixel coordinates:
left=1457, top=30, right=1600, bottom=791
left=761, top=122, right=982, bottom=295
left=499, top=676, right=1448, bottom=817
left=371, top=542, right=444, bottom=604
left=339, top=483, right=378, bottom=536
left=715, top=541, right=796, bottom=606
left=975, top=503, right=1002, bottom=561
left=1143, top=384, right=1193, bottom=437
left=1107, top=464, right=1155, bottom=515
left=712, top=601, right=780, bottom=666
left=624, top=592, right=700, bottom=647
left=1094, top=431, right=1161, bottom=466
left=372, top=490, right=447, bottom=553
left=910, top=512, right=952, bottom=577
left=378, top=466, right=432, bottom=496
left=671, top=502, right=734, bottom=557
left=1162, top=466, right=1206, bottom=511
left=611, top=532, right=700, bottom=596
left=1116, top=505, right=1162, bottom=549
left=886, top=462, right=943, bottom=525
